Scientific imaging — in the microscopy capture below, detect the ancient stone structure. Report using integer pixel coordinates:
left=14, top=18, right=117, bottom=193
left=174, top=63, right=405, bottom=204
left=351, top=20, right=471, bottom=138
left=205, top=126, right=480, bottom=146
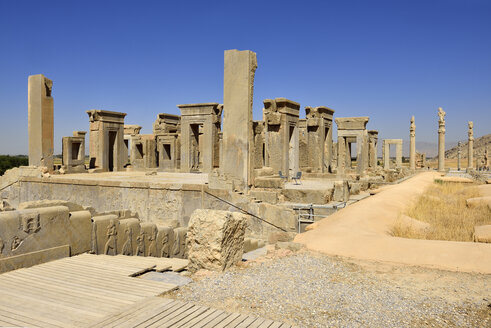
left=130, top=134, right=157, bottom=169
left=123, top=124, right=142, bottom=161
left=87, top=110, right=127, bottom=172
left=252, top=121, right=266, bottom=170
left=335, top=117, right=369, bottom=175
left=178, top=103, right=221, bottom=173
left=437, top=107, right=446, bottom=172
left=457, top=141, right=462, bottom=171
left=221, top=49, right=257, bottom=190
left=468, top=121, right=474, bottom=169
left=263, top=98, right=300, bottom=178
left=187, top=209, right=247, bottom=272
left=28, top=74, right=54, bottom=170
left=409, top=116, right=416, bottom=170
left=368, top=130, right=378, bottom=169
left=153, top=114, right=181, bottom=171
left=415, top=152, right=426, bottom=168
left=382, top=139, right=403, bottom=169
left=62, top=131, right=87, bottom=173
left=304, top=106, right=335, bottom=173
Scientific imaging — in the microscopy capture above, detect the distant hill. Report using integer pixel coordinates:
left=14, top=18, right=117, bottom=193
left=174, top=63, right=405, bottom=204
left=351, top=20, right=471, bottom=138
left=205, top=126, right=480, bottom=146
left=445, top=134, right=491, bottom=159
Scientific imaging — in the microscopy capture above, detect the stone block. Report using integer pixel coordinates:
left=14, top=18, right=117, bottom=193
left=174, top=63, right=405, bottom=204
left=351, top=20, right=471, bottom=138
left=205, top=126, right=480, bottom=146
left=118, top=218, right=141, bottom=256
left=333, top=181, right=349, bottom=202
left=275, top=241, right=305, bottom=252
left=254, top=177, right=284, bottom=189
left=68, top=210, right=92, bottom=255
left=249, top=190, right=279, bottom=204
left=19, top=199, right=85, bottom=212
left=268, top=231, right=296, bottom=244
left=474, top=225, right=491, bottom=243
left=172, top=227, right=188, bottom=259
left=187, top=209, right=247, bottom=272
left=91, top=214, right=119, bottom=255
left=157, top=226, right=174, bottom=258
left=0, top=245, right=69, bottom=274
left=466, top=196, right=491, bottom=208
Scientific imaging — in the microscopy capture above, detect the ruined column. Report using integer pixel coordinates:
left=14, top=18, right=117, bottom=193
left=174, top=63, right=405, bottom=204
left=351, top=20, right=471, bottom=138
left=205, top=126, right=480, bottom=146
left=383, top=140, right=390, bottom=169
left=222, top=49, right=257, bottom=189
left=396, top=140, right=403, bottom=168
left=437, top=107, right=446, bottom=172
left=28, top=74, right=54, bottom=169
left=409, top=116, right=416, bottom=170
left=468, top=121, right=474, bottom=169
left=457, top=141, right=462, bottom=171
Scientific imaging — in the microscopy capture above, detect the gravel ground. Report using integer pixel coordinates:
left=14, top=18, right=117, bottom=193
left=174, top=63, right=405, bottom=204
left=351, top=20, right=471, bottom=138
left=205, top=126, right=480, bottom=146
left=170, top=250, right=491, bottom=328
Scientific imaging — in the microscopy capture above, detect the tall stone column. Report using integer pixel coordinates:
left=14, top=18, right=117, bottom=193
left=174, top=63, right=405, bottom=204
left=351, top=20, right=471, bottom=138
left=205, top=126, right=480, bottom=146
left=222, top=49, right=257, bottom=190
left=28, top=74, right=54, bottom=170
left=468, top=121, right=474, bottom=169
left=457, top=141, right=462, bottom=171
left=437, top=107, right=446, bottom=172
left=409, top=116, right=416, bottom=170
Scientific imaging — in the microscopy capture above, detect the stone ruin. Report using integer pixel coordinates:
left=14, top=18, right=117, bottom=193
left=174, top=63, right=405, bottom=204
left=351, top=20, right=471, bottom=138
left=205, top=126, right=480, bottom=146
left=5, top=49, right=482, bottom=272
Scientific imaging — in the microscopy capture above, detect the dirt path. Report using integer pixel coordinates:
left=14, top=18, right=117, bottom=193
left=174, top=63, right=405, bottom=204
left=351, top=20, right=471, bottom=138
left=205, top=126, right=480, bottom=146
left=294, top=172, right=491, bottom=273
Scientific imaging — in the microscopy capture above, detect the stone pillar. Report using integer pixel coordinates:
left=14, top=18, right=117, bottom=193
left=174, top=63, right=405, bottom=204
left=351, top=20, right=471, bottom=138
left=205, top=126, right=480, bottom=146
left=457, top=141, right=462, bottom=171
left=337, top=137, right=345, bottom=175
left=437, top=107, right=446, bottom=172
left=222, top=49, right=257, bottom=190
left=28, top=74, right=54, bottom=169
left=468, top=121, right=474, bottom=169
left=409, top=116, right=416, bottom=170
left=383, top=140, right=390, bottom=169
left=395, top=140, right=403, bottom=168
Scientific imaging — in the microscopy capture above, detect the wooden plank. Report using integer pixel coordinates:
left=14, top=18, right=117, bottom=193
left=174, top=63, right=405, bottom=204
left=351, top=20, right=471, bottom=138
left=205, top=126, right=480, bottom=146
left=236, top=316, right=259, bottom=328
left=218, top=313, right=248, bottom=328
left=200, top=311, right=234, bottom=328
left=268, top=322, right=283, bottom=328
left=140, top=301, right=196, bottom=327
left=177, top=308, right=218, bottom=328
left=247, top=318, right=267, bottom=328
left=4, top=267, right=143, bottom=302
left=0, top=276, right=121, bottom=315
left=89, top=297, right=168, bottom=328
left=2, top=269, right=135, bottom=305
left=116, top=300, right=185, bottom=328
left=0, top=308, right=50, bottom=328
left=148, top=304, right=208, bottom=328
left=183, top=309, right=226, bottom=328
left=203, top=312, right=240, bottom=328
left=257, top=319, right=275, bottom=328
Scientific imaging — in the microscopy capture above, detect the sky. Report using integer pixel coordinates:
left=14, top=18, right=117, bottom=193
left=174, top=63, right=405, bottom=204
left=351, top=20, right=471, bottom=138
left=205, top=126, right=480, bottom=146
left=0, top=0, right=490, bottom=155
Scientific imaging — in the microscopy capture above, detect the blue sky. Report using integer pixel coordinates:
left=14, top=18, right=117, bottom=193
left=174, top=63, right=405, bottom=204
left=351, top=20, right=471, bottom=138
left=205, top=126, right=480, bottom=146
left=0, top=0, right=490, bottom=154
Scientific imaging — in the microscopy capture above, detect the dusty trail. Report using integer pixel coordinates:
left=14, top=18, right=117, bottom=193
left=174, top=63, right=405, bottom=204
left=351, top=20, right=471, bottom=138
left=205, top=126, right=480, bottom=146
left=294, top=172, right=491, bottom=273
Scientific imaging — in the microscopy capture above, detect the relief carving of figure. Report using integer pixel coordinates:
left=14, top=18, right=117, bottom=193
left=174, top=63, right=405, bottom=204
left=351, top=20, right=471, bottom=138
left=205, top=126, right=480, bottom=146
left=90, top=222, right=98, bottom=254
left=121, top=226, right=133, bottom=256
left=136, top=231, right=145, bottom=256
left=104, top=219, right=118, bottom=255
left=172, top=230, right=180, bottom=257
left=0, top=237, right=4, bottom=255
left=160, top=230, right=170, bottom=258
left=147, top=226, right=158, bottom=257
left=11, top=236, right=21, bottom=251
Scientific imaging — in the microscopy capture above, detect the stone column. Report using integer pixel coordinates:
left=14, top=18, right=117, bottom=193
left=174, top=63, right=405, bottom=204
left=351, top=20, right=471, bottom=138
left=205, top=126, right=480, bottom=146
left=396, top=140, right=403, bottom=168
left=28, top=74, right=54, bottom=169
left=383, top=140, right=390, bottom=169
left=222, top=49, right=257, bottom=190
left=337, top=137, right=345, bottom=174
left=457, top=141, right=462, bottom=171
left=437, top=107, right=446, bottom=172
left=468, top=121, right=474, bottom=169
left=409, top=116, right=416, bottom=170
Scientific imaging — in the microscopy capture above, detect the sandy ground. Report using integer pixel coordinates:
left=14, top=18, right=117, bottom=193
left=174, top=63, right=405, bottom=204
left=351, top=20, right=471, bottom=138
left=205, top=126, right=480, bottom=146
left=294, top=172, right=491, bottom=273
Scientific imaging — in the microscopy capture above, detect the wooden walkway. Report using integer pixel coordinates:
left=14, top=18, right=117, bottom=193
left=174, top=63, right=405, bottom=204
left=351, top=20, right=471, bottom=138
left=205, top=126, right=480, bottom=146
left=0, top=254, right=292, bottom=328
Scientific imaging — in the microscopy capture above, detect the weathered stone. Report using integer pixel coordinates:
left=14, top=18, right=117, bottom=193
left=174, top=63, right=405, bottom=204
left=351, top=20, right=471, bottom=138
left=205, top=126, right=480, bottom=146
left=473, top=225, right=491, bottom=243
left=268, top=231, right=296, bottom=244
left=221, top=49, right=257, bottom=190
left=382, top=139, right=403, bottom=169
left=18, top=199, right=85, bottom=212
left=466, top=196, right=491, bottom=208
left=187, top=209, right=247, bottom=272
left=275, top=241, right=305, bottom=252
left=28, top=74, right=54, bottom=170
left=437, top=107, right=446, bottom=172
left=335, top=117, right=369, bottom=175
left=333, top=181, right=349, bottom=202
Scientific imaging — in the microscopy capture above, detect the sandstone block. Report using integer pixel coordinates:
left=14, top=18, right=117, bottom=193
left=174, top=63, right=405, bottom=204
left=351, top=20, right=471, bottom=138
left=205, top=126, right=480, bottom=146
left=187, top=209, right=247, bottom=272
left=466, top=196, right=491, bottom=208
left=474, top=225, right=491, bottom=243
left=333, top=181, right=349, bottom=202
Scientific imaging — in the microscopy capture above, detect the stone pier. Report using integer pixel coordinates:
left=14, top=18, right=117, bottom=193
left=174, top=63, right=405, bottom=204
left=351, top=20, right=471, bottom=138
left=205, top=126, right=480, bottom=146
left=457, top=141, right=462, bottom=171
left=368, top=130, right=378, bottom=169
left=437, top=107, right=446, bottom=172
left=409, top=116, right=416, bottom=170
left=468, top=121, right=474, bottom=170
left=221, top=49, right=257, bottom=190
left=382, top=139, right=403, bottom=169
left=28, top=74, right=54, bottom=169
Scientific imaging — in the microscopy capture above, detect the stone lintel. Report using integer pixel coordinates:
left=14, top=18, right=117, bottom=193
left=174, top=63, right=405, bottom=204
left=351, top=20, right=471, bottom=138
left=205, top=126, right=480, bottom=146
left=305, top=106, right=335, bottom=120
left=383, top=139, right=403, bottom=145
left=124, top=125, right=142, bottom=135
left=335, top=117, right=369, bottom=130
left=86, top=109, right=126, bottom=123
left=178, top=103, right=221, bottom=117
left=368, top=130, right=378, bottom=136
left=73, top=131, right=87, bottom=137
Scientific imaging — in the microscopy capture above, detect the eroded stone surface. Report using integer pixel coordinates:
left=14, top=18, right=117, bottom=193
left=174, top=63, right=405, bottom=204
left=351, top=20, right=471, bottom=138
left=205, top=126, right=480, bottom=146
left=187, top=209, right=247, bottom=272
